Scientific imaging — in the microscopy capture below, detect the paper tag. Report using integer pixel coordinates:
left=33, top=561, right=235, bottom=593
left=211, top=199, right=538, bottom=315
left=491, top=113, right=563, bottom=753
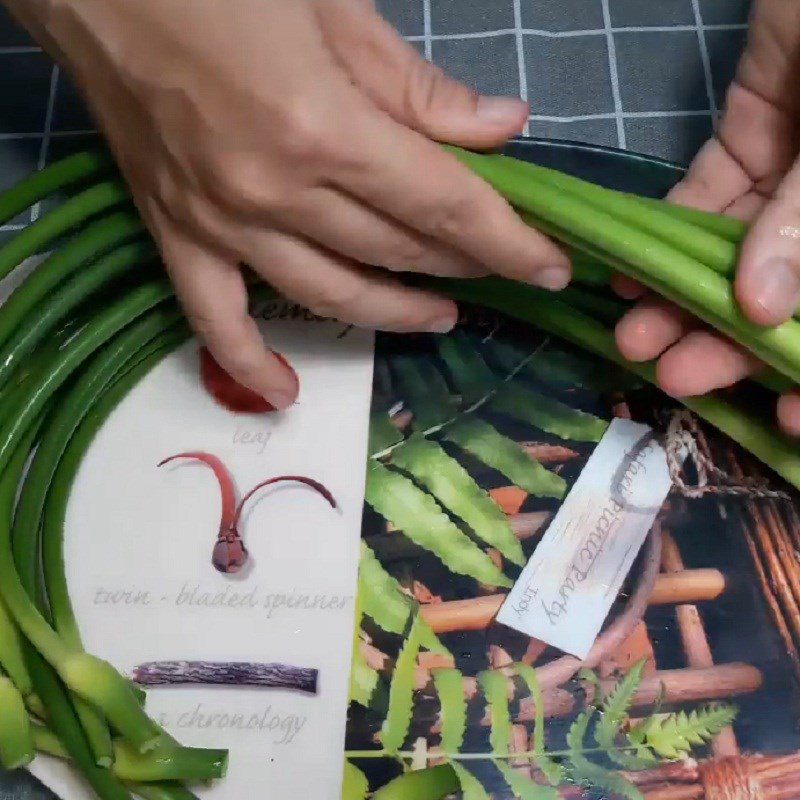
left=497, top=418, right=679, bottom=659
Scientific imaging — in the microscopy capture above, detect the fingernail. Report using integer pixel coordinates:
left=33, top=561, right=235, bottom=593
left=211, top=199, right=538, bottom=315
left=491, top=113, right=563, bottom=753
left=427, top=315, right=457, bottom=334
left=271, top=349, right=299, bottom=385
left=267, top=349, right=298, bottom=410
left=535, top=266, right=570, bottom=291
left=476, top=95, right=526, bottom=124
left=753, top=257, right=800, bottom=321
left=266, top=389, right=294, bottom=411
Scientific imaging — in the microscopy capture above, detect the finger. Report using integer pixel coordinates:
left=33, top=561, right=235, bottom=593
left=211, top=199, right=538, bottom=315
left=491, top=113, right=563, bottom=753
left=339, top=110, right=570, bottom=287
left=615, top=298, right=697, bottom=362
left=735, top=157, right=800, bottom=326
left=716, top=81, right=798, bottom=200
left=655, top=330, right=760, bottom=397
left=151, top=184, right=463, bottom=328
left=320, top=0, right=527, bottom=148
left=151, top=128, right=486, bottom=279
left=777, top=392, right=800, bottom=437
left=280, top=186, right=487, bottom=277
left=157, top=221, right=298, bottom=410
left=666, top=137, right=752, bottom=213
left=611, top=274, right=646, bottom=300
left=241, top=227, right=459, bottom=333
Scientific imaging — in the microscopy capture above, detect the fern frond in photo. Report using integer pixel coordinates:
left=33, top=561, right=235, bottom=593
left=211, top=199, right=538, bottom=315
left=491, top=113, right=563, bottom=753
left=343, top=651, right=736, bottom=800
left=365, top=330, right=610, bottom=589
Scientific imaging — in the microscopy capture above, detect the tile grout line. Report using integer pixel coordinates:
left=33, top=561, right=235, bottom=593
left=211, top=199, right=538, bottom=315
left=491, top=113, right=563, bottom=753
left=31, top=64, right=59, bottom=222
left=422, top=0, right=433, bottom=61
left=691, top=0, right=720, bottom=124
left=512, top=0, right=530, bottom=136
left=600, top=0, right=626, bottom=149
left=529, top=110, right=713, bottom=123
left=403, top=22, right=747, bottom=43
left=0, top=107, right=719, bottom=142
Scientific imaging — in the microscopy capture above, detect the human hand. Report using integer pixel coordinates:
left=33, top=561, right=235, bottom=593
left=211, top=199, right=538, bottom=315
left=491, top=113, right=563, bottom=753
left=614, top=0, right=800, bottom=435
left=15, top=0, right=568, bottom=409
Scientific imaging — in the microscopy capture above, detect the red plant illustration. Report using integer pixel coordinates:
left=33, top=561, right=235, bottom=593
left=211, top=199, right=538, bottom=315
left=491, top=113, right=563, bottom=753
left=199, top=347, right=298, bottom=414
left=158, top=452, right=336, bottom=574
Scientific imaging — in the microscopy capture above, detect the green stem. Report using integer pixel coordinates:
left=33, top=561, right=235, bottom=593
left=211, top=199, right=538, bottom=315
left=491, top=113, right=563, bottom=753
left=42, top=325, right=189, bottom=653
left=28, top=333, right=216, bottom=792
left=0, top=675, right=34, bottom=769
left=13, top=309, right=183, bottom=767
left=30, top=722, right=67, bottom=757
left=0, top=211, right=144, bottom=351
left=127, top=784, right=200, bottom=800
left=31, top=722, right=225, bottom=784
left=486, top=151, right=740, bottom=274
left=35, top=324, right=188, bottom=766
left=0, top=596, right=34, bottom=700
left=0, top=182, right=130, bottom=280
left=634, top=194, right=747, bottom=243
left=1, top=428, right=132, bottom=799
left=570, top=250, right=613, bottom=287
left=113, top=741, right=228, bottom=783
left=0, top=284, right=173, bottom=753
left=0, top=240, right=159, bottom=392
left=0, top=151, right=112, bottom=227
left=454, top=149, right=800, bottom=386
left=438, top=278, right=800, bottom=492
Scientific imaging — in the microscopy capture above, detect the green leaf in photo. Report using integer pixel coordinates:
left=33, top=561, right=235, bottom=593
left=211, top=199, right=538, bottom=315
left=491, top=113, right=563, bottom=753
left=445, top=418, right=566, bottom=499
left=365, top=462, right=511, bottom=587
left=492, top=384, right=608, bottom=442
left=432, top=668, right=466, bottom=754
left=391, top=435, right=525, bottom=566
left=381, top=615, right=425, bottom=753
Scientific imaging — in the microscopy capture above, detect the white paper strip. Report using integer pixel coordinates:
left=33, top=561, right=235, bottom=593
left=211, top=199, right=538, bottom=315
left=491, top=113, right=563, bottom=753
left=497, top=418, right=679, bottom=660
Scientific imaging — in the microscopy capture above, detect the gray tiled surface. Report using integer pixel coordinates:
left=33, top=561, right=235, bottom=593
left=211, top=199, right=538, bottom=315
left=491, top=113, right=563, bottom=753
left=432, top=34, right=522, bottom=97
left=430, top=0, right=515, bottom=34
left=609, top=0, right=695, bottom=27
left=700, top=0, right=750, bottom=25
left=614, top=30, right=709, bottom=112
left=0, top=0, right=752, bottom=797
left=521, top=0, right=605, bottom=31
left=524, top=33, right=616, bottom=117
left=706, top=26, right=748, bottom=107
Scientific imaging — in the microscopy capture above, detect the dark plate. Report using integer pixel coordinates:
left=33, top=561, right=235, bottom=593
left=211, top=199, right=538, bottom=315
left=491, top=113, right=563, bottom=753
left=505, top=135, right=685, bottom=196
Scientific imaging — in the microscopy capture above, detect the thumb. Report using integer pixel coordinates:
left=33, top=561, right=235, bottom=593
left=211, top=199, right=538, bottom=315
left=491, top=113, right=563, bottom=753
left=319, top=0, right=528, bottom=148
left=735, top=159, right=800, bottom=326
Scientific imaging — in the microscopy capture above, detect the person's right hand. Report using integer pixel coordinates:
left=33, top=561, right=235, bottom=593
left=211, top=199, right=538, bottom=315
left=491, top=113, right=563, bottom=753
left=614, top=0, right=800, bottom=435
left=20, top=0, right=568, bottom=408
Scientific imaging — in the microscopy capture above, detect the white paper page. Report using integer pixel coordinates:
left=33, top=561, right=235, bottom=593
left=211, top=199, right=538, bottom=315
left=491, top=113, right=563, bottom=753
left=31, top=315, right=375, bottom=800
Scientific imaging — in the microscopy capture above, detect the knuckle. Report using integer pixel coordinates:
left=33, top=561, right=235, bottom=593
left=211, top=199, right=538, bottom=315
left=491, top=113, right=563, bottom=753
left=152, top=169, right=187, bottom=221
left=380, top=236, right=427, bottom=271
left=276, top=97, right=327, bottom=162
left=403, top=60, right=476, bottom=129
left=308, top=279, right=366, bottom=319
left=201, top=152, right=279, bottom=216
left=423, top=193, right=481, bottom=242
left=185, top=311, right=224, bottom=341
left=182, top=193, right=215, bottom=231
